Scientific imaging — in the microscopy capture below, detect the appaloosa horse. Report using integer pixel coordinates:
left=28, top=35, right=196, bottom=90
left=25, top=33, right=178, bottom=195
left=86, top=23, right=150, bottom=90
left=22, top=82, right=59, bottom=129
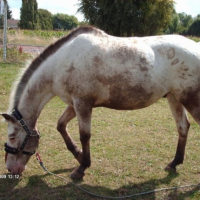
left=2, top=26, right=200, bottom=179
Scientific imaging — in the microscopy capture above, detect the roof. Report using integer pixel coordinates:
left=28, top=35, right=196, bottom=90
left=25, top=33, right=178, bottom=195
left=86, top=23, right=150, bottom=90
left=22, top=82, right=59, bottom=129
left=7, top=19, right=20, bottom=28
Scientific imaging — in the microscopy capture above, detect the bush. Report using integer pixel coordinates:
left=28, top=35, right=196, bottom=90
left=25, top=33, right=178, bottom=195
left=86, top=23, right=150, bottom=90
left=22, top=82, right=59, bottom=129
left=187, top=19, right=200, bottom=36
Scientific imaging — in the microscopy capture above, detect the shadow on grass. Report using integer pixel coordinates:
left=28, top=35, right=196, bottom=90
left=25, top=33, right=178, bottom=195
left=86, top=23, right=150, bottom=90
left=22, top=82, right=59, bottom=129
left=0, top=169, right=200, bottom=200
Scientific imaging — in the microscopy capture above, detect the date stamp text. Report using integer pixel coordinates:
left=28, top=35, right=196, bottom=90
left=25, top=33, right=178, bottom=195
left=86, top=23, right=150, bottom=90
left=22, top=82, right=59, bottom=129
left=0, top=174, right=20, bottom=179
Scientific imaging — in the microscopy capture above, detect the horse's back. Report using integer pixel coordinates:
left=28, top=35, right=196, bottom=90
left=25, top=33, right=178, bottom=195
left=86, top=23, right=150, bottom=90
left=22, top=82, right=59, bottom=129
left=51, top=34, right=159, bottom=108
left=52, top=32, right=200, bottom=110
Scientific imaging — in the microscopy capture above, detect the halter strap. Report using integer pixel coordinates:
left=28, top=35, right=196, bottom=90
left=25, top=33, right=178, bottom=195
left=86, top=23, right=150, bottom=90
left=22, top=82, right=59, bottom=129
left=4, top=108, right=40, bottom=156
left=4, top=143, right=35, bottom=156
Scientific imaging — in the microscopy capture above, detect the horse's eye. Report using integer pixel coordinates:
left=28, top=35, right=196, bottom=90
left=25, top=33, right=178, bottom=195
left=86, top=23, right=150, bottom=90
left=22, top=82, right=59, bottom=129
left=9, top=137, right=15, bottom=142
left=9, top=133, right=17, bottom=142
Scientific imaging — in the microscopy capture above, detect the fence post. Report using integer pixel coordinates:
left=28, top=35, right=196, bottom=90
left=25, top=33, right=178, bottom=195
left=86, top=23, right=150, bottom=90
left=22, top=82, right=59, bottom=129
left=3, top=0, right=7, bottom=61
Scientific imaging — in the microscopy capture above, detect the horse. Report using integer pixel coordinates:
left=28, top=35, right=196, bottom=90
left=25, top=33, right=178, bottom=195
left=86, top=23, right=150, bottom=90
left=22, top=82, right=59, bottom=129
left=1, top=26, right=200, bottom=179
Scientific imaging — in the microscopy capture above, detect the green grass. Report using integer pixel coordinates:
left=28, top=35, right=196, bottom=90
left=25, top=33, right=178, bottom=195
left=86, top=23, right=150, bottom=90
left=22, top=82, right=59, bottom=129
left=1, top=29, right=67, bottom=46
left=187, top=36, right=200, bottom=42
left=0, top=47, right=32, bottom=63
left=1, top=63, right=200, bottom=200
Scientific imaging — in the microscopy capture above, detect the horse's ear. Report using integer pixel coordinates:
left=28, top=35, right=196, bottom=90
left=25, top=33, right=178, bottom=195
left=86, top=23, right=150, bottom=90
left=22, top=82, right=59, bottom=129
left=1, top=113, right=15, bottom=123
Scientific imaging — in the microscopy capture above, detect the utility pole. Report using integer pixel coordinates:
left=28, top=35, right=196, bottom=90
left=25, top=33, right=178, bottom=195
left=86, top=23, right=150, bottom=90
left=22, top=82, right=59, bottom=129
left=3, top=0, right=7, bottom=61
left=0, top=0, right=2, bottom=16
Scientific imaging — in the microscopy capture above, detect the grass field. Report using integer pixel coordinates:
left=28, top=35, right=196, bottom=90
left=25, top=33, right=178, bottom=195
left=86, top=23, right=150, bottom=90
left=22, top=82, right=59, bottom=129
left=1, top=61, right=200, bottom=200
left=0, top=29, right=199, bottom=46
left=187, top=36, right=200, bottom=43
left=0, top=29, right=67, bottom=46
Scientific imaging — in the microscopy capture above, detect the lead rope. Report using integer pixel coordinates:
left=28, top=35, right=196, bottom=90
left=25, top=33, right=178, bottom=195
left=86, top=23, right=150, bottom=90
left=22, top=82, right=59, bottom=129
left=36, top=153, right=200, bottom=199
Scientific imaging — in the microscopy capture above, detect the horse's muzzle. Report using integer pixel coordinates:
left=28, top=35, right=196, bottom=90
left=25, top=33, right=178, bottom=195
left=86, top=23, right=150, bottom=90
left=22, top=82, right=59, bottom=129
left=6, top=163, right=25, bottom=175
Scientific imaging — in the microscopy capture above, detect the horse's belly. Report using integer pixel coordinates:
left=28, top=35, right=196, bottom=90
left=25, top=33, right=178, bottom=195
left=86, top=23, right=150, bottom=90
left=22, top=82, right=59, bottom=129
left=95, top=83, right=164, bottom=110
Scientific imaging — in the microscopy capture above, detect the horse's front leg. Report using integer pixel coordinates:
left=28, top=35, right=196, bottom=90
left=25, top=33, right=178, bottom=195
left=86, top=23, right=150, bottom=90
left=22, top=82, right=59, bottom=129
left=70, top=99, right=93, bottom=179
left=57, top=106, right=83, bottom=164
left=165, top=93, right=190, bottom=171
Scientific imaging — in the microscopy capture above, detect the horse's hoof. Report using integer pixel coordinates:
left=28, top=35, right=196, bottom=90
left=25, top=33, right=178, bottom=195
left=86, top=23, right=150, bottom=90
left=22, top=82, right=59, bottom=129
left=70, top=167, right=85, bottom=179
left=165, top=164, right=176, bottom=172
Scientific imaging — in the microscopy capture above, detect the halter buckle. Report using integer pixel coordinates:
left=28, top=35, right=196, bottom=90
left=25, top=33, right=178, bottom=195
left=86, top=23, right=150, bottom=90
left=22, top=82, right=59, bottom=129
left=19, top=119, right=26, bottom=126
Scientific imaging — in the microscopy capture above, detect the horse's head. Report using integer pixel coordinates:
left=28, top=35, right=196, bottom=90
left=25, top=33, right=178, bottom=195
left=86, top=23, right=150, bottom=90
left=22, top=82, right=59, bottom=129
left=1, top=112, right=40, bottom=175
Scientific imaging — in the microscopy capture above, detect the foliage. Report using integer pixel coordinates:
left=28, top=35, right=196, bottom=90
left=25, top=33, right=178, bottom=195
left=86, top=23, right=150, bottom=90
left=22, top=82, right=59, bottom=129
left=0, top=46, right=32, bottom=63
left=4, top=28, right=199, bottom=47
left=0, top=29, right=67, bottom=46
left=38, top=9, right=53, bottom=30
left=166, top=11, right=179, bottom=34
left=78, top=0, right=174, bottom=36
left=187, top=36, right=200, bottom=42
left=0, top=2, right=13, bottom=27
left=22, top=29, right=67, bottom=39
left=179, top=13, right=194, bottom=28
left=19, top=0, right=40, bottom=30
left=187, top=17, right=200, bottom=36
left=19, top=0, right=80, bottom=30
left=166, top=12, right=194, bottom=34
left=53, top=13, right=79, bottom=30
left=79, top=20, right=89, bottom=26
left=7, top=3, right=12, bottom=19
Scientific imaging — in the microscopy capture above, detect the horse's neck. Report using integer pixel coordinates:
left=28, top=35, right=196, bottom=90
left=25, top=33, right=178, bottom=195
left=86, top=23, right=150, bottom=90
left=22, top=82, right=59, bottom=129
left=17, top=69, right=54, bottom=127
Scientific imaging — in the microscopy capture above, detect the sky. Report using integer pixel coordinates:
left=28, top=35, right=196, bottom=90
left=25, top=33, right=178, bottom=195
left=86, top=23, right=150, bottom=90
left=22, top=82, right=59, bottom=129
left=7, top=0, right=84, bottom=21
left=6, top=0, right=200, bottom=21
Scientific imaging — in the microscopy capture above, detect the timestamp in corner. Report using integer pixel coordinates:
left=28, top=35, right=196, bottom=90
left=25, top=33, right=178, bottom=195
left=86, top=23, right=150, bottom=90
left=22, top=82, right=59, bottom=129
left=0, top=174, right=20, bottom=179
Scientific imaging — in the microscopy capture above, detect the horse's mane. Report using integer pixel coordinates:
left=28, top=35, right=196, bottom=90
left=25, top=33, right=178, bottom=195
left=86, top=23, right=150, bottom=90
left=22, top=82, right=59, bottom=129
left=8, top=26, right=104, bottom=112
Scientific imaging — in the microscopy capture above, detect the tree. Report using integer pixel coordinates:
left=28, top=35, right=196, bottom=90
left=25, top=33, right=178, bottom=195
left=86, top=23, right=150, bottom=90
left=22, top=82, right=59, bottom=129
left=7, top=3, right=12, bottom=19
left=78, top=0, right=175, bottom=36
left=179, top=13, right=193, bottom=28
left=53, top=13, right=78, bottom=30
left=20, top=0, right=39, bottom=30
left=187, top=18, right=200, bottom=36
left=165, top=10, right=179, bottom=34
left=38, top=9, right=53, bottom=30
left=0, top=1, right=12, bottom=28
left=178, top=12, right=194, bottom=34
left=166, top=11, right=195, bottom=34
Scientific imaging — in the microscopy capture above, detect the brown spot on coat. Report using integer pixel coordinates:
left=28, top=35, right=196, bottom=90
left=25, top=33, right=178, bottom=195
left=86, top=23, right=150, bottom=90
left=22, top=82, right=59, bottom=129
left=140, top=57, right=148, bottom=64
left=179, top=86, right=200, bottom=113
left=138, top=64, right=149, bottom=72
left=157, top=48, right=165, bottom=56
left=93, top=56, right=103, bottom=67
left=139, top=57, right=149, bottom=72
left=167, top=48, right=175, bottom=59
left=96, top=72, right=153, bottom=109
left=171, top=58, right=179, bottom=66
left=114, top=46, right=136, bottom=64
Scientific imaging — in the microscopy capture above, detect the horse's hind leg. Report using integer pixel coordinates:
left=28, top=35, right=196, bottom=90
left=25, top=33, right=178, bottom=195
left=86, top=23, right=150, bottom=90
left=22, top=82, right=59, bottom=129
left=165, top=93, right=190, bottom=172
left=57, top=105, right=83, bottom=164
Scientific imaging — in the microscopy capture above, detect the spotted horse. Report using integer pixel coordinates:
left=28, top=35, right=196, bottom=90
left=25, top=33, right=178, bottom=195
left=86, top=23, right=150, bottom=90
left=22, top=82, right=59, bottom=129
left=2, top=26, right=200, bottom=179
